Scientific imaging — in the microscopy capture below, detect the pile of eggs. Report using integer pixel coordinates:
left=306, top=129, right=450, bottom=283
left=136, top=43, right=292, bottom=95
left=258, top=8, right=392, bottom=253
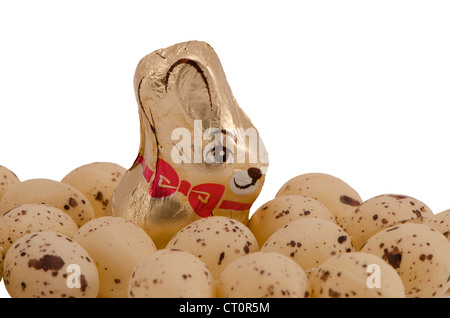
left=0, top=164, right=449, bottom=298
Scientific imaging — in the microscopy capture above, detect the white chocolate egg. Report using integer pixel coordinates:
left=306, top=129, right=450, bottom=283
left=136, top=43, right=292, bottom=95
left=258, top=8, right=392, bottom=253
left=165, top=216, right=259, bottom=280
left=72, top=216, right=156, bottom=298
left=345, top=194, right=434, bottom=250
left=0, top=178, right=95, bottom=228
left=261, top=218, right=354, bottom=274
left=423, top=210, right=450, bottom=242
left=276, top=173, right=362, bottom=227
left=3, top=231, right=99, bottom=298
left=0, top=204, right=78, bottom=253
left=0, top=246, right=4, bottom=283
left=128, top=249, right=214, bottom=298
left=360, top=223, right=450, bottom=298
left=248, top=195, right=335, bottom=246
left=310, top=252, right=405, bottom=298
left=217, top=251, right=310, bottom=298
left=61, top=162, right=126, bottom=218
left=0, top=166, right=20, bottom=202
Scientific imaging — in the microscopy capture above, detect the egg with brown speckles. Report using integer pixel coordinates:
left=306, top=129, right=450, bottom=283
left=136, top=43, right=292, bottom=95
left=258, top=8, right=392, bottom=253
left=0, top=178, right=95, bottom=228
left=3, top=231, right=99, bottom=298
left=423, top=210, right=450, bottom=242
left=0, top=246, right=4, bottom=283
left=0, top=204, right=78, bottom=254
left=249, top=195, right=335, bottom=247
left=128, top=249, right=214, bottom=298
left=0, top=166, right=20, bottom=202
left=344, top=194, right=434, bottom=250
left=310, top=252, right=405, bottom=298
left=72, top=216, right=157, bottom=298
left=360, top=223, right=450, bottom=298
left=261, top=218, right=354, bottom=274
left=165, top=216, right=259, bottom=280
left=217, top=251, right=310, bottom=298
left=61, top=162, right=126, bottom=218
left=276, top=173, right=362, bottom=227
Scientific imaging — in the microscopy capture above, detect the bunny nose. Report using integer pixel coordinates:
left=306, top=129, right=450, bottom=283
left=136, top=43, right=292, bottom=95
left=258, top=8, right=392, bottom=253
left=247, top=167, right=263, bottom=182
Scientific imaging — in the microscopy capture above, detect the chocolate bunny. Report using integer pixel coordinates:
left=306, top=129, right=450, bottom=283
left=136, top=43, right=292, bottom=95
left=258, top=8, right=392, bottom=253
left=111, top=41, right=268, bottom=248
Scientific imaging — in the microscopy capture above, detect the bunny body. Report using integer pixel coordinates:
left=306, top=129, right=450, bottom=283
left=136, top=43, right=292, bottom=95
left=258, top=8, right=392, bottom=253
left=111, top=41, right=268, bottom=248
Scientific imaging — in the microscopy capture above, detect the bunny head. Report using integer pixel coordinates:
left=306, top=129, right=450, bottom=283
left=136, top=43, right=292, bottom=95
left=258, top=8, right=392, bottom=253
left=111, top=41, right=268, bottom=248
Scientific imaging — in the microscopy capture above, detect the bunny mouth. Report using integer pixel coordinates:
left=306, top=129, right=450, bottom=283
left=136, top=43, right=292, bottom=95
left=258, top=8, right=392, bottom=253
left=230, top=168, right=263, bottom=194
left=233, top=178, right=257, bottom=190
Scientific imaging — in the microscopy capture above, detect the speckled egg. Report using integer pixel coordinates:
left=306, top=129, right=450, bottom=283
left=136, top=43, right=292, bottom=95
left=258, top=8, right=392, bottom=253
left=0, top=204, right=78, bottom=253
left=261, top=218, right=354, bottom=274
left=0, top=178, right=95, bottom=227
left=128, top=249, right=214, bottom=298
left=73, top=216, right=157, bottom=298
left=3, top=231, right=99, bottom=298
left=217, top=251, right=310, bottom=298
left=0, top=246, right=4, bottom=283
left=276, top=173, right=362, bottom=227
left=310, top=252, right=405, bottom=298
left=345, top=194, right=434, bottom=250
left=165, top=216, right=259, bottom=280
left=249, top=195, right=335, bottom=246
left=360, top=223, right=450, bottom=298
left=423, top=210, right=450, bottom=242
left=61, top=162, right=126, bottom=218
left=0, top=166, right=20, bottom=201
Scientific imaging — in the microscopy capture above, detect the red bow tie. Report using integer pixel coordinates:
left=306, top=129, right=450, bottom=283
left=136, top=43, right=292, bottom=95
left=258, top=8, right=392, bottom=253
left=135, top=155, right=252, bottom=217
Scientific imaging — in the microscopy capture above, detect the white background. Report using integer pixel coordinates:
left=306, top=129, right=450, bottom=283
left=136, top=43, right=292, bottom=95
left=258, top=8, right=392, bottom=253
left=1, top=1, right=449, bottom=298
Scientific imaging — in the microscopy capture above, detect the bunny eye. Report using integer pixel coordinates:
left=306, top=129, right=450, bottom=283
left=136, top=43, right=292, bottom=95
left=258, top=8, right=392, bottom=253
left=205, top=144, right=234, bottom=164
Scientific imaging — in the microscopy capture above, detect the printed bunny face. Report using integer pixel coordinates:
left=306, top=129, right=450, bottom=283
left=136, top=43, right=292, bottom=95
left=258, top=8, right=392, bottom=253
left=111, top=41, right=268, bottom=248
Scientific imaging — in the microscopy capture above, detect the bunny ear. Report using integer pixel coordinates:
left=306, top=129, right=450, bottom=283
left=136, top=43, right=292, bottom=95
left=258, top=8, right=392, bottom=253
left=134, top=41, right=257, bottom=145
left=165, top=58, right=217, bottom=121
left=135, top=76, right=159, bottom=173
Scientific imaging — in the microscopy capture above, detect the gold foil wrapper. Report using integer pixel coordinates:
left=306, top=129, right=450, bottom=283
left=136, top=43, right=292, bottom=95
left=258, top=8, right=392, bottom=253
left=111, top=41, right=268, bottom=248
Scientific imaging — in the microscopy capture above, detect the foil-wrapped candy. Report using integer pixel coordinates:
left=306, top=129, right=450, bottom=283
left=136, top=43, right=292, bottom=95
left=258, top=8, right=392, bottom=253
left=111, top=41, right=268, bottom=248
